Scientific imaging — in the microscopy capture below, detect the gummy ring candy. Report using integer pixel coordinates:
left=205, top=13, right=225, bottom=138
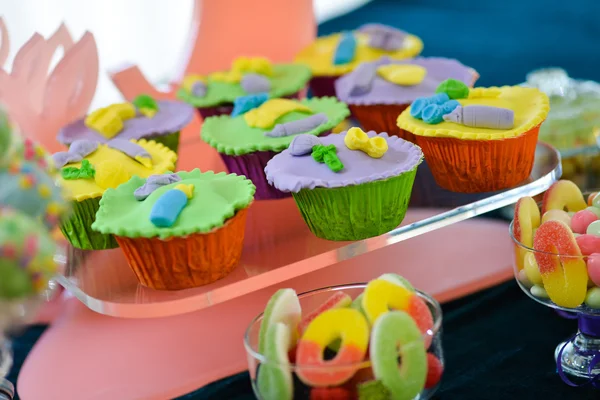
left=258, top=289, right=301, bottom=353
left=362, top=279, right=413, bottom=325
left=533, top=220, right=588, bottom=308
left=256, top=322, right=294, bottom=400
left=363, top=279, right=434, bottom=347
left=541, top=180, right=587, bottom=215
left=296, top=308, right=369, bottom=387
left=298, top=291, right=351, bottom=335
left=370, top=311, right=427, bottom=400
left=512, top=196, right=540, bottom=270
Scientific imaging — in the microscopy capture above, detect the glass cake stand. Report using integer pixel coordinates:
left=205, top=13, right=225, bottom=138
left=53, top=142, right=562, bottom=318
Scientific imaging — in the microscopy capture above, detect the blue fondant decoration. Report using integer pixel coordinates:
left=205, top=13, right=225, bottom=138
left=410, top=93, right=450, bottom=119
left=440, top=100, right=461, bottom=115
left=333, top=32, right=357, bottom=65
left=231, top=93, right=269, bottom=117
left=422, top=104, right=444, bottom=124
left=149, top=189, right=189, bottom=228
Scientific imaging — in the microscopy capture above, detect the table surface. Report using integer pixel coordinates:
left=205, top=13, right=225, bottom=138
left=8, top=280, right=599, bottom=399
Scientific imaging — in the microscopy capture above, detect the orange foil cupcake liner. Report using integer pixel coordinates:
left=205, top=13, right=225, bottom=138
left=349, top=104, right=415, bottom=142
left=411, top=125, right=541, bottom=193
left=115, top=208, right=249, bottom=290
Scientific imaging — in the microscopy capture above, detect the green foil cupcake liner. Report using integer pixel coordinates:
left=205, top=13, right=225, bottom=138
left=148, top=131, right=180, bottom=155
left=291, top=168, right=418, bottom=241
left=60, top=197, right=118, bottom=250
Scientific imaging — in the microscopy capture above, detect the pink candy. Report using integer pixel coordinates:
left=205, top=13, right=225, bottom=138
left=576, top=234, right=600, bottom=256
left=571, top=210, right=599, bottom=234
left=587, top=254, right=600, bottom=286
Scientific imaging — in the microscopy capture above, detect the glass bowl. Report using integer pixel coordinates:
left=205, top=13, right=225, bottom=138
left=510, top=219, right=600, bottom=387
left=244, top=283, right=443, bottom=400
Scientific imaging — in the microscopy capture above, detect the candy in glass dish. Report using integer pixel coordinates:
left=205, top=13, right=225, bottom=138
left=244, top=275, right=443, bottom=399
left=511, top=179, right=600, bottom=386
left=523, top=68, right=600, bottom=189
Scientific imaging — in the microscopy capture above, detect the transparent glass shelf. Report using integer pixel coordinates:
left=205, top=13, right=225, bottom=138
left=54, top=142, right=561, bottom=318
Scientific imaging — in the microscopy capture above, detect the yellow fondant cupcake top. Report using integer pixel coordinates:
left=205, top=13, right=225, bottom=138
left=295, top=25, right=423, bottom=77
left=55, top=139, right=177, bottom=202
left=397, top=86, right=550, bottom=140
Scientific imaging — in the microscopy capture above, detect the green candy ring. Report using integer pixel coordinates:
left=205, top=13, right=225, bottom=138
left=370, top=311, right=427, bottom=400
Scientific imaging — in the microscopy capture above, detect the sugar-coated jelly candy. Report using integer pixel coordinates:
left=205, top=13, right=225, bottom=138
left=258, top=289, right=301, bottom=353
left=370, top=311, right=427, bottom=400
left=533, top=220, right=587, bottom=308
left=296, top=308, right=369, bottom=387
left=542, top=180, right=587, bottom=214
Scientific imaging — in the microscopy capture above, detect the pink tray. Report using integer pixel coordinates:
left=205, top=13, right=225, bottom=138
left=19, top=210, right=513, bottom=400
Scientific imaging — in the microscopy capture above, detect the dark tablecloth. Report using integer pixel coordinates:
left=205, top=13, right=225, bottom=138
left=9, top=281, right=599, bottom=399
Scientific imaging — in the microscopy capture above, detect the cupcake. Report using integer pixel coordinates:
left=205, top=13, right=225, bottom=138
left=177, top=57, right=311, bottom=119
left=91, top=169, right=255, bottom=290
left=57, top=95, right=193, bottom=154
left=295, top=24, right=423, bottom=97
left=397, top=85, right=550, bottom=193
left=201, top=97, right=350, bottom=200
left=264, top=127, right=423, bottom=241
left=335, top=57, right=479, bottom=142
left=53, top=139, right=177, bottom=250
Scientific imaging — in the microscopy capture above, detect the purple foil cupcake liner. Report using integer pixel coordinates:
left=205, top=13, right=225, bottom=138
left=195, top=90, right=307, bottom=120
left=219, top=151, right=291, bottom=200
left=219, top=130, right=332, bottom=201
left=308, top=76, right=339, bottom=98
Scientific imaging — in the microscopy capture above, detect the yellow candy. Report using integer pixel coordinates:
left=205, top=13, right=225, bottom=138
left=232, top=56, right=273, bottom=77
left=244, top=99, right=312, bottom=129
left=174, top=184, right=194, bottom=199
left=38, top=184, right=51, bottom=199
left=46, top=202, right=62, bottom=216
left=344, top=127, right=388, bottom=158
left=94, top=160, right=131, bottom=189
left=18, top=175, right=33, bottom=189
left=182, top=74, right=206, bottom=91
left=85, top=108, right=124, bottom=139
left=362, top=279, right=413, bottom=325
left=108, top=103, right=136, bottom=120
left=376, top=64, right=426, bottom=86
left=297, top=308, right=369, bottom=386
left=524, top=252, right=543, bottom=285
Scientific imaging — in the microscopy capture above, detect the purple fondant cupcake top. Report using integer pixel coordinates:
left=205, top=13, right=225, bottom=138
left=57, top=100, right=194, bottom=145
left=334, top=57, right=478, bottom=106
left=264, top=130, right=423, bottom=193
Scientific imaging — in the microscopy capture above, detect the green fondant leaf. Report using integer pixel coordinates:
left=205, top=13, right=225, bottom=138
left=177, top=64, right=311, bottom=108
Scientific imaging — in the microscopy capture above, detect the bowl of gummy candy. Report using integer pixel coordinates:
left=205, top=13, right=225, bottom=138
left=511, top=179, right=600, bottom=385
left=244, top=275, right=443, bottom=400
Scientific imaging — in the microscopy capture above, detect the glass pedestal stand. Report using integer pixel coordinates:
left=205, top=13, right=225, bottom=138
left=556, top=315, right=600, bottom=387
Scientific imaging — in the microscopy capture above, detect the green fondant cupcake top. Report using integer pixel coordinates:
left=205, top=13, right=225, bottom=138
left=91, top=169, right=255, bottom=239
left=177, top=57, right=311, bottom=108
left=201, top=97, right=350, bottom=156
